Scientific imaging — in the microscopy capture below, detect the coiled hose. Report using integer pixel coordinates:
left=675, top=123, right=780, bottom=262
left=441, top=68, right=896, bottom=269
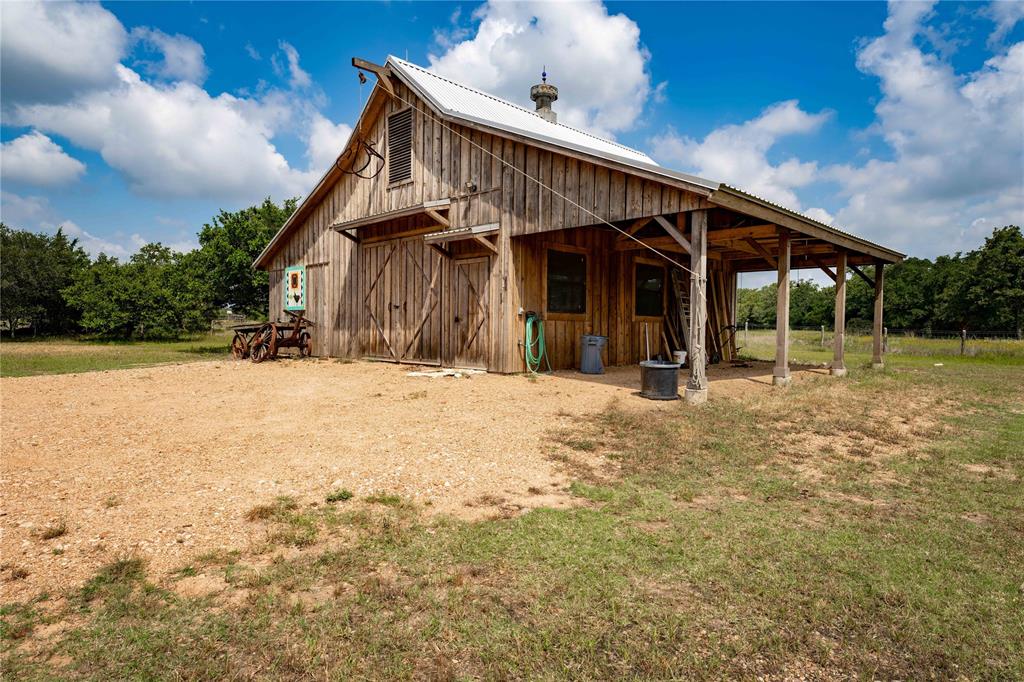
left=524, top=312, right=552, bottom=374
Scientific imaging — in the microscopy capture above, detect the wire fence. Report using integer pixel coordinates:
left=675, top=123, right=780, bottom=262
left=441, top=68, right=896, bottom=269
left=739, top=323, right=1023, bottom=341
left=735, top=322, right=1023, bottom=360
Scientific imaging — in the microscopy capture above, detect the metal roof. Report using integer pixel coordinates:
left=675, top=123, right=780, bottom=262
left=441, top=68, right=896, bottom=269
left=387, top=56, right=662, bottom=169
left=253, top=57, right=903, bottom=269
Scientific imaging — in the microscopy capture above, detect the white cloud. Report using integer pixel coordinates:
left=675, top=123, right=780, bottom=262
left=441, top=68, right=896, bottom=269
left=55, top=220, right=132, bottom=259
left=306, top=114, right=353, bottom=173
left=10, top=65, right=322, bottom=201
left=2, top=5, right=346, bottom=204
left=0, top=192, right=197, bottom=257
left=649, top=100, right=832, bottom=211
left=131, top=27, right=208, bottom=84
left=826, top=1, right=1024, bottom=255
left=0, top=191, right=54, bottom=227
left=0, top=0, right=127, bottom=106
left=649, top=2, right=1023, bottom=258
left=274, top=41, right=311, bottom=90
left=1, top=131, right=86, bottom=186
left=985, top=0, right=1024, bottom=48
left=245, top=42, right=261, bottom=61
left=427, top=0, right=652, bottom=138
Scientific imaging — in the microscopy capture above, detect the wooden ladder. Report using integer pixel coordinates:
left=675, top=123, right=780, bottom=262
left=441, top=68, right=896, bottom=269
left=670, top=268, right=691, bottom=354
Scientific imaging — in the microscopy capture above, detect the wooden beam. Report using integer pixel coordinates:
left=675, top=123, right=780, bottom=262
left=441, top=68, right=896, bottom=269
left=473, top=235, right=499, bottom=254
left=872, top=264, right=885, bottom=369
left=615, top=217, right=652, bottom=242
left=338, top=229, right=360, bottom=245
left=361, top=225, right=445, bottom=246
left=424, top=208, right=450, bottom=228
left=330, top=200, right=451, bottom=232
left=744, top=237, right=777, bottom=269
left=707, top=224, right=778, bottom=242
left=812, top=255, right=837, bottom=282
left=654, top=215, right=691, bottom=253
left=831, top=251, right=847, bottom=376
left=684, top=209, right=709, bottom=404
left=773, top=231, right=791, bottom=386
left=715, top=239, right=761, bottom=256
left=614, top=237, right=721, bottom=259
left=708, top=188, right=903, bottom=263
left=351, top=57, right=396, bottom=96
left=848, top=263, right=874, bottom=287
left=429, top=243, right=451, bottom=259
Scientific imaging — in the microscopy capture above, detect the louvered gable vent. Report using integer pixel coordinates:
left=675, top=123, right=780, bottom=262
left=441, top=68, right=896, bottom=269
left=387, top=108, right=413, bottom=184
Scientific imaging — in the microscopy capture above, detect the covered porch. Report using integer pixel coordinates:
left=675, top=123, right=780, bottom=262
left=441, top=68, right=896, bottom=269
left=512, top=191, right=902, bottom=401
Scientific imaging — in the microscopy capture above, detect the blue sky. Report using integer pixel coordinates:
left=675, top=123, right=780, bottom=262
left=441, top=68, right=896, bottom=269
left=2, top=1, right=1022, bottom=285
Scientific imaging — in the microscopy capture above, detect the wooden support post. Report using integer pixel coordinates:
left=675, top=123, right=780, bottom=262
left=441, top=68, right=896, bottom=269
left=773, top=230, right=791, bottom=386
left=872, top=263, right=885, bottom=369
left=684, top=210, right=709, bottom=405
left=831, top=250, right=847, bottom=376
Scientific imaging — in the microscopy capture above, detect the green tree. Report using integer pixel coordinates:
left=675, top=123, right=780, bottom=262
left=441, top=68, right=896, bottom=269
left=737, top=283, right=778, bottom=326
left=62, top=244, right=216, bottom=338
left=194, top=197, right=297, bottom=318
left=0, top=224, right=89, bottom=336
left=961, top=225, right=1024, bottom=336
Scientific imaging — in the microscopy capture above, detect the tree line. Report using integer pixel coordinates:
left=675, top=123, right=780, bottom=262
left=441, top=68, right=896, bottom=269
left=0, top=198, right=295, bottom=338
left=737, top=225, right=1023, bottom=336
left=1, top=202, right=1021, bottom=339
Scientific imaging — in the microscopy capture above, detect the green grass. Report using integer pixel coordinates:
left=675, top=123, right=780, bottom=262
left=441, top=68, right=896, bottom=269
left=326, top=488, right=354, bottom=503
left=740, top=328, right=1024, bottom=366
left=0, top=333, right=234, bottom=377
left=3, top=356, right=1023, bottom=679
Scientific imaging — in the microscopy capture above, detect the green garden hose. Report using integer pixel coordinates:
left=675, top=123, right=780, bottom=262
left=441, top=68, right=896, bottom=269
left=524, top=312, right=552, bottom=374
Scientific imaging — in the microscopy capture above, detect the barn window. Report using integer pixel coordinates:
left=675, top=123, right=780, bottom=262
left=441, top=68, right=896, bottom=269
left=634, top=262, right=665, bottom=318
left=546, top=248, right=587, bottom=316
left=387, top=108, right=413, bottom=184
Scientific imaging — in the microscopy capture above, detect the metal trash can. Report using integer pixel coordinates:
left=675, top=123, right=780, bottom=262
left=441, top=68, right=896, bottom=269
left=580, top=335, right=608, bottom=374
left=640, top=360, right=681, bottom=400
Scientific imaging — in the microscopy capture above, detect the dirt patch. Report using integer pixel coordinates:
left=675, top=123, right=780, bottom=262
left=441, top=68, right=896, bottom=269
left=754, top=383, right=954, bottom=485
left=0, top=359, right=826, bottom=601
left=174, top=573, right=229, bottom=598
left=960, top=462, right=1018, bottom=480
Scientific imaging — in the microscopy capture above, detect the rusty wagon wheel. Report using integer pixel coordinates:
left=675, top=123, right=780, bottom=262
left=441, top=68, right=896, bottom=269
left=298, top=331, right=313, bottom=358
left=230, top=332, right=249, bottom=360
left=250, top=325, right=274, bottom=363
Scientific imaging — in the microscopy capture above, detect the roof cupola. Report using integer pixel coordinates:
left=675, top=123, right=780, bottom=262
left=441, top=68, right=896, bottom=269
left=530, top=67, right=558, bottom=123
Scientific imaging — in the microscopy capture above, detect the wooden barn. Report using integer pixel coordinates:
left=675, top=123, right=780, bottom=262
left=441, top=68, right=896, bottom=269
left=254, top=56, right=903, bottom=402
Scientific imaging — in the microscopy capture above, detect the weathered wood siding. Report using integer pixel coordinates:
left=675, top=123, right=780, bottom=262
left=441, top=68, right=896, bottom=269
left=265, top=82, right=708, bottom=371
left=508, top=227, right=670, bottom=371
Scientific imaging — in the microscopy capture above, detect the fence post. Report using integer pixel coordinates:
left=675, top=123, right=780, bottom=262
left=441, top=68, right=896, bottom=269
left=960, top=328, right=966, bottom=356
left=883, top=327, right=888, bottom=353
left=744, top=320, right=749, bottom=348
left=820, top=325, right=826, bottom=348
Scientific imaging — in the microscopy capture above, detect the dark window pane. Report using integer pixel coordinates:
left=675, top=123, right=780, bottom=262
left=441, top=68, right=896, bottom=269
left=635, top=263, right=664, bottom=317
left=547, top=249, right=586, bottom=314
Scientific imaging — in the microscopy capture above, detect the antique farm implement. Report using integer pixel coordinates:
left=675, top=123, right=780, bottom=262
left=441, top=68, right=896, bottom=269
left=230, top=310, right=314, bottom=362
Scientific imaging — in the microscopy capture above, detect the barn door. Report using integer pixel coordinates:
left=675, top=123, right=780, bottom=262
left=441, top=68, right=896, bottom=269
left=362, top=242, right=399, bottom=360
left=398, top=240, right=444, bottom=365
left=446, top=257, right=490, bottom=369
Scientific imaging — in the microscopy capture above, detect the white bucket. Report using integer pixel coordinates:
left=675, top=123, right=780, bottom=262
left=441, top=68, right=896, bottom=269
left=673, top=350, right=687, bottom=365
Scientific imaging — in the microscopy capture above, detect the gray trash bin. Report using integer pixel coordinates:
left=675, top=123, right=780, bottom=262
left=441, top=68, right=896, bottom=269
left=580, top=335, right=608, bottom=374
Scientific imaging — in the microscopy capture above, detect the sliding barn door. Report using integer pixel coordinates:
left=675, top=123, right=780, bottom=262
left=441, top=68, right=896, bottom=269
left=362, top=242, right=400, bottom=361
left=361, top=239, right=444, bottom=365
left=446, top=257, right=490, bottom=369
left=397, top=240, right=443, bottom=365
